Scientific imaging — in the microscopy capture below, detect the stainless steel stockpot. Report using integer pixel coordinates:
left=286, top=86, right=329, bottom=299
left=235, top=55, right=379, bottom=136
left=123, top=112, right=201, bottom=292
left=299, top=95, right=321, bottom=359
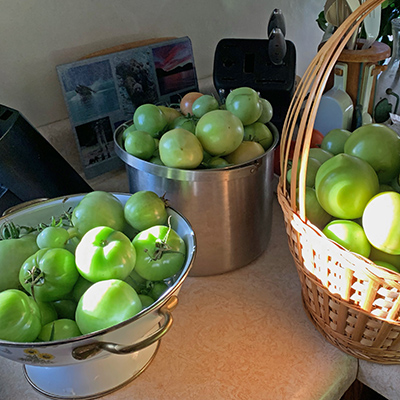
left=114, top=123, right=278, bottom=277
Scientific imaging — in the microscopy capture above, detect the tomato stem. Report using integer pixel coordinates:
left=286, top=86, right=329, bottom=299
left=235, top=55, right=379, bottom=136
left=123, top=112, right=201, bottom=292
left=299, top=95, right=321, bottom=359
left=37, top=210, right=74, bottom=232
left=24, top=266, right=45, bottom=301
left=1, top=210, right=74, bottom=241
left=143, top=216, right=185, bottom=260
left=160, top=193, right=169, bottom=208
left=0, top=221, right=35, bottom=239
left=67, top=227, right=79, bottom=240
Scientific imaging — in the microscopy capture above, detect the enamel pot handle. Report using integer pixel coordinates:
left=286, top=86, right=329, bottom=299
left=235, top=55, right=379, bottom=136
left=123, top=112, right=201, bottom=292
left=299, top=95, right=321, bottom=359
left=72, top=295, right=178, bottom=361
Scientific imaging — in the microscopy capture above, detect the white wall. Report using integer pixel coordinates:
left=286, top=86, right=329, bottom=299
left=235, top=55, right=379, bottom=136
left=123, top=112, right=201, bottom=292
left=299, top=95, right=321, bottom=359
left=0, top=0, right=323, bottom=127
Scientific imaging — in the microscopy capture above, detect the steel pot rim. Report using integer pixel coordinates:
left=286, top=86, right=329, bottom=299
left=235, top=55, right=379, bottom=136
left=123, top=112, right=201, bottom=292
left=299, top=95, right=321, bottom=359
left=113, top=121, right=279, bottom=182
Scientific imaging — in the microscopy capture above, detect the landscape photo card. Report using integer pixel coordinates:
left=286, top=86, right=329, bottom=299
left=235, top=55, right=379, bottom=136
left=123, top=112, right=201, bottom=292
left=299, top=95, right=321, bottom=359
left=57, top=37, right=199, bottom=179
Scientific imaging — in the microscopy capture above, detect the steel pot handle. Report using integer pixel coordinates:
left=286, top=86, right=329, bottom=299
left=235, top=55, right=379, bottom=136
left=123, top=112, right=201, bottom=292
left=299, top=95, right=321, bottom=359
left=72, top=295, right=178, bottom=361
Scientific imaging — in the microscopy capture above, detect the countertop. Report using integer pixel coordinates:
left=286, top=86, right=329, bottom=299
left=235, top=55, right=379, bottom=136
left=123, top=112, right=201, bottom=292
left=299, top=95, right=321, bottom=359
left=0, top=84, right=361, bottom=399
left=0, top=113, right=358, bottom=398
left=0, top=196, right=358, bottom=400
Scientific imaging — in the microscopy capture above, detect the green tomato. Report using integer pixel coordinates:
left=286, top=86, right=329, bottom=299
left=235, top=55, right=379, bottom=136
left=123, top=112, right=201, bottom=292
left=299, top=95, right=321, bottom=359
left=147, top=281, right=169, bottom=301
left=323, top=219, right=371, bottom=258
left=71, top=275, right=93, bottom=303
left=379, top=183, right=394, bottom=192
left=150, top=155, right=164, bottom=166
left=315, top=153, right=379, bottom=219
left=0, top=233, right=39, bottom=292
left=75, top=226, right=136, bottom=283
left=344, top=123, right=400, bottom=184
left=124, top=130, right=156, bottom=160
left=36, top=226, right=70, bottom=249
left=287, top=157, right=322, bottom=188
left=225, top=87, right=262, bottom=125
left=71, top=191, right=125, bottom=238
left=321, top=129, right=351, bottom=155
left=38, top=319, right=82, bottom=342
left=75, top=279, right=142, bottom=335
left=139, top=294, right=154, bottom=309
left=133, top=225, right=186, bottom=281
left=122, top=123, right=136, bottom=141
left=53, top=299, right=77, bottom=320
left=169, top=115, right=196, bottom=133
left=36, top=300, right=58, bottom=326
left=195, top=110, right=244, bottom=156
left=369, top=245, right=400, bottom=270
left=65, top=236, right=80, bottom=254
left=180, top=92, right=204, bottom=115
left=374, top=260, right=400, bottom=273
left=0, top=289, right=41, bottom=342
left=159, top=128, right=203, bottom=169
left=124, top=191, right=168, bottom=231
left=243, top=122, right=274, bottom=150
left=308, top=148, right=334, bottom=165
left=206, top=157, right=230, bottom=169
left=19, top=248, right=79, bottom=302
left=192, top=94, right=219, bottom=118
left=362, top=191, right=400, bottom=255
left=124, top=268, right=148, bottom=293
left=224, top=141, right=265, bottom=165
left=133, top=104, right=168, bottom=138
left=392, top=174, right=400, bottom=193
left=296, top=187, right=332, bottom=230
left=158, top=105, right=182, bottom=125
left=257, top=98, right=273, bottom=124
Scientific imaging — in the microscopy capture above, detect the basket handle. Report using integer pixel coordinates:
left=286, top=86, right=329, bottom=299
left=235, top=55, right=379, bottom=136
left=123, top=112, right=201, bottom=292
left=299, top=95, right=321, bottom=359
left=71, top=295, right=178, bottom=361
left=279, top=0, right=386, bottom=220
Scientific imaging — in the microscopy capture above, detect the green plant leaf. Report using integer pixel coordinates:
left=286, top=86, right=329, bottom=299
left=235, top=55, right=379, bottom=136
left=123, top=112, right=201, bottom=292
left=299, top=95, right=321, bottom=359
left=316, top=11, right=328, bottom=32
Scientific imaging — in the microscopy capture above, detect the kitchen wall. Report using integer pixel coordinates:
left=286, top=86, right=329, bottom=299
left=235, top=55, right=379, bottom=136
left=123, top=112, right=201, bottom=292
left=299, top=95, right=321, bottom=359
left=0, top=0, right=323, bottom=128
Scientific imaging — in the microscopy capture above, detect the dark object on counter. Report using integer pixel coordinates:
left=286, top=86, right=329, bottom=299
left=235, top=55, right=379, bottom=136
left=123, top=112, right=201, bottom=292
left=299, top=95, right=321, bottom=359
left=267, top=8, right=286, bottom=37
left=213, top=9, right=296, bottom=132
left=268, top=9, right=287, bottom=66
left=268, top=28, right=287, bottom=66
left=0, top=104, right=93, bottom=215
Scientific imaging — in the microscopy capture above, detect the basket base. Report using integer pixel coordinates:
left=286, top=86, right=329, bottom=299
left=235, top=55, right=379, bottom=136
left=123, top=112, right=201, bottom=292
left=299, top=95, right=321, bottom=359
left=23, top=341, right=160, bottom=399
left=301, top=295, right=400, bottom=365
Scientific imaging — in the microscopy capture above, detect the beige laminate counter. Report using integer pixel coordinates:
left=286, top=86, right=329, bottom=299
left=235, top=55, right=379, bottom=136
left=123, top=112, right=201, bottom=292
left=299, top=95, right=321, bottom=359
left=0, top=115, right=358, bottom=399
left=0, top=197, right=358, bottom=400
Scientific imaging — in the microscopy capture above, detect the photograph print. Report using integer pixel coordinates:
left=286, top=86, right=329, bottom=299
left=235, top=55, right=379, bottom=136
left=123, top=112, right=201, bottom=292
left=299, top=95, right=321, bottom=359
left=152, top=39, right=197, bottom=97
left=74, top=116, right=116, bottom=169
left=57, top=59, right=120, bottom=125
left=113, top=48, right=158, bottom=116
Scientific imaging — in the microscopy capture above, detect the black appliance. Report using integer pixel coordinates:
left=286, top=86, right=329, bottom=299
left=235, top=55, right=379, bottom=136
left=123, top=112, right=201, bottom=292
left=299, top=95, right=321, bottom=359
left=213, top=9, right=296, bottom=133
left=0, top=104, right=93, bottom=215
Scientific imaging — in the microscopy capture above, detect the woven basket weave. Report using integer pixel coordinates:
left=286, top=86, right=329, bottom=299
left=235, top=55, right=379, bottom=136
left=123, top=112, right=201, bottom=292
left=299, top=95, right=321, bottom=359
left=277, top=0, right=400, bottom=364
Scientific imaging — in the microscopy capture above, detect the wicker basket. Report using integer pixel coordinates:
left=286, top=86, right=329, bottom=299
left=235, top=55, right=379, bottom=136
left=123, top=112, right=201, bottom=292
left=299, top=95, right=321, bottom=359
left=277, top=0, right=400, bottom=364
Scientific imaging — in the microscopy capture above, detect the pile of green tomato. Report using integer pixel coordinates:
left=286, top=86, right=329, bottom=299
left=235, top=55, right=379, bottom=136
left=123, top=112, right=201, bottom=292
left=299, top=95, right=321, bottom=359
left=121, top=87, right=276, bottom=169
left=288, top=123, right=400, bottom=273
left=0, top=191, right=186, bottom=343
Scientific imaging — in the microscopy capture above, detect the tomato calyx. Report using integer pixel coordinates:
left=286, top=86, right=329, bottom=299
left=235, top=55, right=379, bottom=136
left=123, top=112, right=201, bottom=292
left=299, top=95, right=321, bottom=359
left=1, top=209, right=75, bottom=241
left=1, top=221, right=34, bottom=240
left=160, top=192, right=169, bottom=208
left=143, top=217, right=184, bottom=261
left=37, top=210, right=74, bottom=231
left=24, top=265, right=45, bottom=301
